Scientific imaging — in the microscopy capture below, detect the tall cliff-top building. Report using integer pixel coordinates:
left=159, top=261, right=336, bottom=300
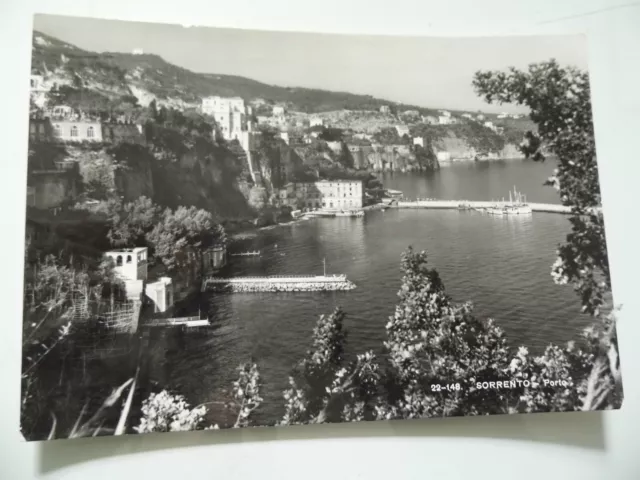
left=201, top=95, right=260, bottom=181
left=201, top=96, right=252, bottom=141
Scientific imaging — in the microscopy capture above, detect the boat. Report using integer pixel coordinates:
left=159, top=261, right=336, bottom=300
left=487, top=187, right=532, bottom=215
left=386, top=189, right=404, bottom=198
left=335, top=210, right=365, bottom=217
left=230, top=250, right=261, bottom=257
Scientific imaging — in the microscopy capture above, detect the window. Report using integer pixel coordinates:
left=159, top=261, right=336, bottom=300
left=70, top=125, right=78, bottom=137
left=30, top=79, right=36, bottom=88
left=126, top=255, right=132, bottom=264
left=53, top=124, right=61, bottom=137
left=87, top=126, right=94, bottom=138
left=116, top=255, right=123, bottom=266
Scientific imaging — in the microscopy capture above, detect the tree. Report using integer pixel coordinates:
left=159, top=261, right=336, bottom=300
left=378, top=248, right=511, bottom=418
left=473, top=60, right=620, bottom=408
left=106, top=196, right=160, bottom=248
left=472, top=60, right=607, bottom=316
left=230, top=363, right=263, bottom=428
left=135, top=391, right=207, bottom=433
left=148, top=99, right=158, bottom=120
left=146, top=206, right=226, bottom=273
left=281, top=308, right=379, bottom=425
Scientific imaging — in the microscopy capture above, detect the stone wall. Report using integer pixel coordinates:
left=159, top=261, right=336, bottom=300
left=28, top=170, right=78, bottom=209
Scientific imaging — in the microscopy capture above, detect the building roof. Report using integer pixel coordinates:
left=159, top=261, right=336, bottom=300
left=106, top=246, right=148, bottom=254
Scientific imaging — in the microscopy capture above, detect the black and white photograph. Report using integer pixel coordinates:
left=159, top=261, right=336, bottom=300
left=22, top=13, right=622, bottom=441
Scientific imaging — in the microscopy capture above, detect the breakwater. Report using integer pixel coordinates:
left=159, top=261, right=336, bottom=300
left=396, top=200, right=573, bottom=214
left=202, top=274, right=357, bottom=293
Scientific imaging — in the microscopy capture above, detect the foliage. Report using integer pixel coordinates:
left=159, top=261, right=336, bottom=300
left=473, top=60, right=607, bottom=315
left=281, top=308, right=380, bottom=425
left=106, top=196, right=161, bottom=247
left=473, top=60, right=620, bottom=408
left=231, top=363, right=263, bottom=428
left=146, top=205, right=226, bottom=272
left=135, top=390, right=207, bottom=433
left=318, top=128, right=344, bottom=142
left=373, top=127, right=402, bottom=145
left=379, top=248, right=511, bottom=418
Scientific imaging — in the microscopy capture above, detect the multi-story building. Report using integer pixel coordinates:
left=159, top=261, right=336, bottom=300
left=272, top=105, right=285, bottom=117
left=461, top=113, right=473, bottom=120
left=315, top=180, right=364, bottom=210
left=413, top=137, right=425, bottom=147
left=51, top=120, right=104, bottom=142
left=310, top=117, right=324, bottom=127
left=201, top=96, right=251, bottom=141
left=379, top=105, right=390, bottom=114
left=278, top=180, right=364, bottom=211
left=438, top=116, right=453, bottom=125
left=423, top=115, right=438, bottom=125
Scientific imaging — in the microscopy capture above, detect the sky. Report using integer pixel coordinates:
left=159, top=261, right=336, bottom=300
left=33, top=14, right=589, bottom=113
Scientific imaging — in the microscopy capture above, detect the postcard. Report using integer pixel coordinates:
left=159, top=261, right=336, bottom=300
left=21, top=13, right=621, bottom=440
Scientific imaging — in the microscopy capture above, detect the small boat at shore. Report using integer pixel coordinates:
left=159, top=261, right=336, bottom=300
left=230, top=251, right=261, bottom=257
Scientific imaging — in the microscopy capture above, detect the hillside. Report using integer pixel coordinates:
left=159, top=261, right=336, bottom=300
left=30, top=31, right=472, bottom=115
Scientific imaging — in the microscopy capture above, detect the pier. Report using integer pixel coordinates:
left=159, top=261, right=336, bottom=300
left=142, top=316, right=210, bottom=328
left=202, top=274, right=356, bottom=293
left=395, top=200, right=582, bottom=214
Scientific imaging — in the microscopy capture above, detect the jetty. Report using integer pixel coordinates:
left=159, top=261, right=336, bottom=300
left=202, top=274, right=356, bottom=293
left=395, top=200, right=583, bottom=214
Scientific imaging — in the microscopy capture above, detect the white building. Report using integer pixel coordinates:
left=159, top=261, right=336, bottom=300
left=280, top=132, right=290, bottom=145
left=279, top=180, right=364, bottom=210
left=132, top=48, right=144, bottom=55
left=438, top=116, right=453, bottom=125
left=423, top=116, right=438, bottom=125
left=436, top=151, right=451, bottom=162
left=413, top=137, right=425, bottom=147
left=484, top=121, right=496, bottom=130
left=105, top=247, right=148, bottom=300
left=145, top=277, right=174, bottom=313
left=476, top=114, right=486, bottom=121
left=272, top=105, right=285, bottom=117
left=439, top=110, right=451, bottom=117
left=201, top=96, right=250, bottom=141
left=380, top=105, right=390, bottom=114
left=461, top=113, right=473, bottom=119
left=497, top=113, right=508, bottom=119
left=395, top=125, right=410, bottom=137
left=310, top=117, right=324, bottom=127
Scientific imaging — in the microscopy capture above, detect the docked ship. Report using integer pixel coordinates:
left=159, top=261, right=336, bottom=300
left=486, top=187, right=533, bottom=215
